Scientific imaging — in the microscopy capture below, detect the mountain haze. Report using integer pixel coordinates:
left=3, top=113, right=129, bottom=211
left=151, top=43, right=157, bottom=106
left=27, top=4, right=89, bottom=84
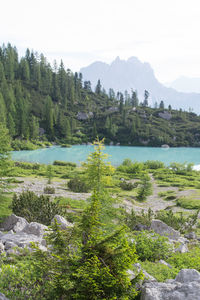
left=81, top=57, right=200, bottom=114
left=165, top=76, right=200, bottom=93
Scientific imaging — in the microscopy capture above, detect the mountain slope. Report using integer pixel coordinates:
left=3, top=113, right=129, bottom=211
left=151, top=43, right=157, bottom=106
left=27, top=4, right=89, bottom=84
left=81, top=57, right=200, bottom=114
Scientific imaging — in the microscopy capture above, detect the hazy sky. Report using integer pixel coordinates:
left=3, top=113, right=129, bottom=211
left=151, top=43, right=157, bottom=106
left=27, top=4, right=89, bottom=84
left=1, top=0, right=200, bottom=82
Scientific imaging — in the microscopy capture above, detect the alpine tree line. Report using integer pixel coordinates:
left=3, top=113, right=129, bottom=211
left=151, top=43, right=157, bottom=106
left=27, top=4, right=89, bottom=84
left=0, top=43, right=200, bottom=147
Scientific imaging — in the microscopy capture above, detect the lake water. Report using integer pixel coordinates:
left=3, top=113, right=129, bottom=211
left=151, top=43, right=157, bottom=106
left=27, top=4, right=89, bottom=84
left=11, top=145, right=200, bottom=167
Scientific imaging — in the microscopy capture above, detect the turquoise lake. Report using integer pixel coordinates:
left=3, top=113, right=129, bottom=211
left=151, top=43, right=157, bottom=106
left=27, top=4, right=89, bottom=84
left=11, top=145, right=200, bottom=167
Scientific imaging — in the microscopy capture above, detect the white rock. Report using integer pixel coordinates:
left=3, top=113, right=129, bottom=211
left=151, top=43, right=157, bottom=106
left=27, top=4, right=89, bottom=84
left=0, top=242, right=4, bottom=253
left=22, top=222, right=48, bottom=237
left=175, top=269, right=200, bottom=283
left=158, top=260, right=172, bottom=269
left=51, top=215, right=73, bottom=230
left=175, top=243, right=189, bottom=253
left=0, top=232, right=45, bottom=249
left=0, top=214, right=28, bottom=233
left=150, top=219, right=180, bottom=240
left=141, top=269, right=200, bottom=300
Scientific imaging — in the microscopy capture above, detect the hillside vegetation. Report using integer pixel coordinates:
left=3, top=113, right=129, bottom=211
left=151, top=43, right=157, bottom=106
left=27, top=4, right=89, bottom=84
left=0, top=43, right=200, bottom=148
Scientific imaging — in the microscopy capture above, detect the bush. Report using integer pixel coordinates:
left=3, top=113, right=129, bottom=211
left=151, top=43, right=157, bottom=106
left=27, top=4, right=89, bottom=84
left=11, top=191, right=62, bottom=225
left=155, top=209, right=199, bottom=233
left=134, top=231, right=172, bottom=261
left=141, top=261, right=178, bottom=282
left=68, top=177, right=90, bottom=193
left=167, top=247, right=200, bottom=272
left=124, top=208, right=153, bottom=230
left=117, top=159, right=144, bottom=174
left=144, top=160, right=165, bottom=170
left=44, top=186, right=55, bottom=194
left=119, top=181, right=135, bottom=190
left=53, top=160, right=76, bottom=167
left=177, top=197, right=200, bottom=209
left=137, top=175, right=152, bottom=201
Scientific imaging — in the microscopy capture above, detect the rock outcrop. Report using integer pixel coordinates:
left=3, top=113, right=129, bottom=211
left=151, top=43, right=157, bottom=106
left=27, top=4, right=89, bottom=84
left=51, top=215, right=73, bottom=230
left=0, top=214, right=73, bottom=254
left=150, top=219, right=180, bottom=240
left=141, top=269, right=200, bottom=300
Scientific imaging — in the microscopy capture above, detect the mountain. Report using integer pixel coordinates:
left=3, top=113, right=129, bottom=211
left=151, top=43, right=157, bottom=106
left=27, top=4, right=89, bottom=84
left=165, top=76, right=200, bottom=93
left=80, top=57, right=200, bottom=114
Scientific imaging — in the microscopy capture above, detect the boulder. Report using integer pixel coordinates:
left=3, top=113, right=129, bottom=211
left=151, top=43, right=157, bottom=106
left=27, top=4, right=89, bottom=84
left=141, top=269, right=200, bottom=300
left=0, top=214, right=28, bottom=233
left=0, top=293, right=9, bottom=300
left=0, top=232, right=45, bottom=249
left=175, top=243, right=189, bottom=253
left=150, top=219, right=180, bottom=240
left=184, top=232, right=197, bottom=240
left=158, top=260, right=172, bottom=269
left=22, top=222, right=48, bottom=237
left=175, top=269, right=200, bottom=283
left=51, top=215, right=73, bottom=230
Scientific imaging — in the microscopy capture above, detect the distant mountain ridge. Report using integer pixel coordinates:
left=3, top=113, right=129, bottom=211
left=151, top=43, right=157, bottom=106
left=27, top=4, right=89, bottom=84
left=80, top=57, right=200, bottom=114
left=165, top=76, right=200, bottom=93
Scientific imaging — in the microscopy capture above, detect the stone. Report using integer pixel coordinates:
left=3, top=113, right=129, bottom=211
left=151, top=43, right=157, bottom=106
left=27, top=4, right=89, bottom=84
left=51, top=215, right=73, bottom=230
left=175, top=269, right=200, bottom=283
left=150, top=219, right=180, bottom=240
left=184, top=232, right=197, bottom=240
left=158, top=260, right=172, bottom=269
left=0, top=214, right=28, bottom=233
left=141, top=269, right=200, bottom=300
left=0, top=242, right=4, bottom=253
left=158, top=111, right=172, bottom=120
left=0, top=293, right=9, bottom=300
left=22, top=222, right=48, bottom=237
left=0, top=232, right=45, bottom=249
left=4, top=241, right=17, bottom=250
left=175, top=243, right=189, bottom=253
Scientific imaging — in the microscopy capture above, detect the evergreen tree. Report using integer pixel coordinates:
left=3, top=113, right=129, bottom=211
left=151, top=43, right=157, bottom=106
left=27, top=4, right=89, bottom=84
left=143, top=90, right=149, bottom=107
left=95, top=79, right=102, bottom=95
left=159, top=100, right=165, bottom=109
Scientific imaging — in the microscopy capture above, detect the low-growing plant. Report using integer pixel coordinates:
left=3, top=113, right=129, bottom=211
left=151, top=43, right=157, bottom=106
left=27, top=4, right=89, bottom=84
left=155, top=209, right=199, bottom=233
left=68, top=177, right=90, bottom=193
left=124, top=208, right=153, bottom=230
left=11, top=191, right=62, bottom=225
left=44, top=186, right=55, bottom=194
left=119, top=180, right=135, bottom=191
left=140, top=261, right=178, bottom=282
left=134, top=231, right=172, bottom=262
left=144, top=160, right=165, bottom=170
left=137, top=175, right=152, bottom=201
left=53, top=160, right=76, bottom=167
left=167, top=247, right=200, bottom=272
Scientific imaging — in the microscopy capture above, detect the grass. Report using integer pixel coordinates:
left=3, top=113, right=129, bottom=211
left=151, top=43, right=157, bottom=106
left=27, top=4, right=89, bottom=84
left=0, top=194, right=12, bottom=222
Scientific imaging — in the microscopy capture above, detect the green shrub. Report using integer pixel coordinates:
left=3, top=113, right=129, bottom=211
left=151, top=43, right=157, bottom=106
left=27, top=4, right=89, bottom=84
left=144, top=160, right=165, bottom=169
left=53, top=160, right=76, bottom=167
left=117, top=159, right=144, bottom=174
left=155, top=209, right=199, bottom=233
left=141, top=261, right=178, bottom=282
left=44, top=186, right=55, bottom=194
left=11, top=191, right=62, bottom=225
left=119, top=181, right=135, bottom=190
left=137, top=175, right=152, bottom=201
left=124, top=208, right=153, bottom=230
left=134, top=231, right=172, bottom=261
left=177, top=197, right=200, bottom=209
left=68, top=177, right=90, bottom=193
left=167, top=247, right=200, bottom=272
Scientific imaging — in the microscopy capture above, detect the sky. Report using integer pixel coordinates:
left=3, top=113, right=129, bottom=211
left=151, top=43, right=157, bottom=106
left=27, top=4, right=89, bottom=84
left=1, top=0, right=200, bottom=83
